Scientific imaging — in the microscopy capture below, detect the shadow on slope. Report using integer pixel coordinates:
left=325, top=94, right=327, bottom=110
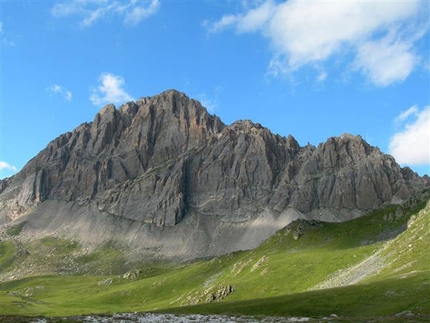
left=0, top=191, right=428, bottom=319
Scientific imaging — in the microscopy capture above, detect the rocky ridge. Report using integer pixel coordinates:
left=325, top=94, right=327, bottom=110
left=0, top=90, right=428, bottom=259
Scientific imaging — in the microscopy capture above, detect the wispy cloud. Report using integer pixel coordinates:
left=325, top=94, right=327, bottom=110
left=0, top=161, right=17, bottom=172
left=90, top=72, right=134, bottom=106
left=389, top=106, right=430, bottom=165
left=0, top=21, right=16, bottom=47
left=205, top=0, right=428, bottom=86
left=0, top=161, right=18, bottom=179
left=395, top=105, right=419, bottom=123
left=316, top=71, right=328, bottom=83
left=51, top=0, right=160, bottom=27
left=195, top=93, right=217, bottom=112
left=124, top=0, right=160, bottom=26
left=46, top=84, right=73, bottom=102
left=204, top=15, right=240, bottom=34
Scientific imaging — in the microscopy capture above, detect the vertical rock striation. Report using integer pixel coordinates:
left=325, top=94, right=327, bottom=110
left=0, top=89, right=428, bottom=255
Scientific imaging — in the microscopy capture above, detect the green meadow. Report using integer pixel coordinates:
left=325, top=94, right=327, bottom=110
left=0, top=197, right=428, bottom=321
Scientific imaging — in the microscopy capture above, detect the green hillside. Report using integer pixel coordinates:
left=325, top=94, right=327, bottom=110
left=0, top=193, right=428, bottom=321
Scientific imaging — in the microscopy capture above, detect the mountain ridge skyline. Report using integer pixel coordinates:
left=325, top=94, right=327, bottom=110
left=2, top=1, right=429, bottom=179
left=0, top=89, right=428, bottom=260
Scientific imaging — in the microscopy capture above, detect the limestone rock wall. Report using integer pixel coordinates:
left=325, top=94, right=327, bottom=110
left=0, top=90, right=428, bottom=228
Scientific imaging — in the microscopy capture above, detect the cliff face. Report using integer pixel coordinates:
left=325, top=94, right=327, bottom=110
left=0, top=91, right=224, bottom=225
left=0, top=90, right=428, bottom=257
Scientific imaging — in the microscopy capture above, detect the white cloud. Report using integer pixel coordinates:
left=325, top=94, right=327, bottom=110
left=46, top=84, right=73, bottom=101
left=236, top=0, right=276, bottom=33
left=354, top=33, right=417, bottom=86
left=124, top=0, right=160, bottom=26
left=205, top=1, right=276, bottom=34
left=206, top=0, right=428, bottom=86
left=195, top=93, right=217, bottom=112
left=90, top=73, right=134, bottom=106
left=316, top=71, right=328, bottom=83
left=51, top=2, right=81, bottom=17
left=81, top=6, right=111, bottom=27
left=0, top=21, right=16, bottom=47
left=206, top=15, right=240, bottom=33
left=51, top=0, right=160, bottom=27
left=389, top=106, right=430, bottom=165
left=0, top=161, right=17, bottom=172
left=2, top=38, right=16, bottom=47
left=395, top=105, right=419, bottom=123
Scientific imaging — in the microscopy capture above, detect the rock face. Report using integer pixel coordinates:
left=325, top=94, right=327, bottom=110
left=0, top=90, right=428, bottom=258
left=0, top=91, right=223, bottom=225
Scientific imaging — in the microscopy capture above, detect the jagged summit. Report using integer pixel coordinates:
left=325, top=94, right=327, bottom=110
left=0, top=90, right=428, bottom=259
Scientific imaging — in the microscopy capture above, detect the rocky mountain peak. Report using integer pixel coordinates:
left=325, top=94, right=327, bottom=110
left=229, top=119, right=263, bottom=130
left=0, top=90, right=428, bottom=258
left=99, top=103, right=116, bottom=116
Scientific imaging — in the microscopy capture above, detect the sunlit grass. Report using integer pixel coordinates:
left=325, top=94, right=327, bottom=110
left=0, top=197, right=428, bottom=319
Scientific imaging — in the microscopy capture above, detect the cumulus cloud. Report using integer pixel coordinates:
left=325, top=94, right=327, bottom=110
left=46, top=84, right=73, bottom=101
left=206, top=0, right=428, bottom=86
left=90, top=73, right=134, bottom=106
left=51, top=0, right=160, bottom=27
left=354, top=33, right=417, bottom=86
left=0, top=161, right=17, bottom=172
left=389, top=106, right=430, bottom=165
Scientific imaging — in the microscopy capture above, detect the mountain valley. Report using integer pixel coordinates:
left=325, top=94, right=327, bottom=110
left=0, top=90, right=429, bottom=322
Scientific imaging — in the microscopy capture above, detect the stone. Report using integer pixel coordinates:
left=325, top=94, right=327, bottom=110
left=0, top=89, right=429, bottom=260
left=395, top=207, right=404, bottom=219
left=122, top=269, right=142, bottom=279
left=98, top=278, right=113, bottom=286
left=395, top=310, right=415, bottom=317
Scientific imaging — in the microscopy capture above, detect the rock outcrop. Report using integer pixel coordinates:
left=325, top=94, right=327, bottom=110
left=0, top=90, right=224, bottom=225
left=0, top=89, right=428, bottom=258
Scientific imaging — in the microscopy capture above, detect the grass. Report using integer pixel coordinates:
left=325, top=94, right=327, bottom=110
left=0, top=242, right=16, bottom=272
left=5, top=222, right=26, bottom=237
left=0, top=195, right=428, bottom=320
left=163, top=272, right=429, bottom=318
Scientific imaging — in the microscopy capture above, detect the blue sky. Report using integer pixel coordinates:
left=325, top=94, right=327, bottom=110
left=0, top=0, right=429, bottom=179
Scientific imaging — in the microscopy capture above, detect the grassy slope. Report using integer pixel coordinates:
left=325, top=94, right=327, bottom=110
left=166, top=202, right=430, bottom=319
left=0, top=198, right=428, bottom=319
left=0, top=242, right=15, bottom=272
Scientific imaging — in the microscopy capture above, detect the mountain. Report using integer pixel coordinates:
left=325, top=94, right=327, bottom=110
left=0, top=89, right=428, bottom=259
